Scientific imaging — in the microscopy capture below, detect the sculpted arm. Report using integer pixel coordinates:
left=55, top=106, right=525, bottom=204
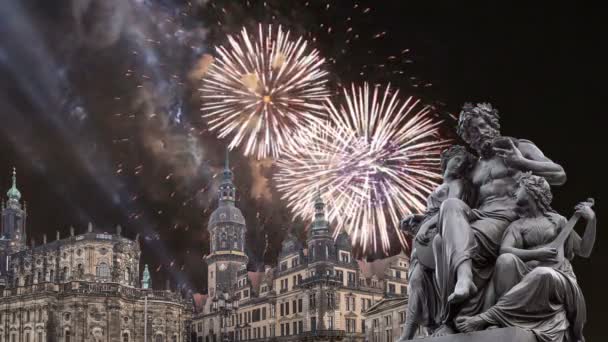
left=500, top=227, right=539, bottom=261
left=495, top=140, right=567, bottom=186
left=571, top=203, right=597, bottom=258
left=500, top=225, right=556, bottom=262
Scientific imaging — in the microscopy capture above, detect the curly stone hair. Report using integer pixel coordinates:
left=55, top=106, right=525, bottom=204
left=440, top=145, right=476, bottom=175
left=518, top=172, right=553, bottom=214
left=457, top=103, right=501, bottom=143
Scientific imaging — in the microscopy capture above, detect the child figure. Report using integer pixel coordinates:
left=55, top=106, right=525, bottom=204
left=398, top=145, right=476, bottom=340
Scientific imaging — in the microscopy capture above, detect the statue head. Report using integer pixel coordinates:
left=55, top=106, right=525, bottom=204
left=440, top=145, right=476, bottom=179
left=515, top=172, right=553, bottom=217
left=457, top=103, right=501, bottom=157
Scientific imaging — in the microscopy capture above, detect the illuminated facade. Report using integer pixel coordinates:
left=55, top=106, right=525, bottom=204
left=191, top=164, right=409, bottom=342
left=0, top=169, right=191, bottom=341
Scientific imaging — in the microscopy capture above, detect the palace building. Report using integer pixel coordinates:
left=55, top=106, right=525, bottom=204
left=191, top=156, right=409, bottom=342
left=0, top=169, right=192, bottom=342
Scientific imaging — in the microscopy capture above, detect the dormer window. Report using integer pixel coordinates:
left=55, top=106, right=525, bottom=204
left=340, top=252, right=350, bottom=263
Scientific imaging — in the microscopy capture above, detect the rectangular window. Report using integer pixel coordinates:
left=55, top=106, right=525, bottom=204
left=280, top=324, right=284, bottom=336
left=263, top=326, right=267, bottom=338
left=298, top=298, right=303, bottom=312
left=396, top=270, right=401, bottom=278
left=362, top=320, right=366, bottom=333
left=385, top=315, right=392, bottom=326
left=328, top=316, right=334, bottom=329
left=286, top=301, right=290, bottom=315
left=292, top=300, right=297, bottom=314
left=298, top=320, right=303, bottom=334
left=348, top=272, right=356, bottom=285
left=388, top=283, right=396, bottom=293
left=280, top=262, right=288, bottom=271
left=399, top=311, right=406, bottom=324
left=311, top=317, right=317, bottom=332
left=348, top=319, right=358, bottom=333
left=262, top=307, right=267, bottom=320
left=285, top=323, right=290, bottom=335
left=280, top=303, right=284, bottom=317
left=293, top=321, right=297, bottom=334
left=252, top=309, right=260, bottom=322
left=401, top=286, right=406, bottom=295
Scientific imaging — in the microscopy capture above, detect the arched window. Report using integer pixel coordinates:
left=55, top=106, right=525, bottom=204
left=96, top=262, right=110, bottom=279
left=220, top=232, right=227, bottom=249
left=77, top=264, right=84, bottom=278
left=155, top=334, right=163, bottom=342
left=122, top=333, right=129, bottom=342
left=62, top=267, right=69, bottom=281
left=65, top=330, right=71, bottom=342
left=125, top=267, right=131, bottom=283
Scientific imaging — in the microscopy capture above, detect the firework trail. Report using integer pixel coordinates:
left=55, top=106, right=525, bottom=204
left=200, top=24, right=330, bottom=159
left=276, top=83, right=450, bottom=255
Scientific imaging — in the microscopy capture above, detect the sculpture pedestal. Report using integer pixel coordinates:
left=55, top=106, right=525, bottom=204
left=415, top=327, right=536, bottom=342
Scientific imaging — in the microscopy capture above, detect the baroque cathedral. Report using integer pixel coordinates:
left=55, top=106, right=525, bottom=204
left=191, top=156, right=409, bottom=341
left=0, top=169, right=191, bottom=342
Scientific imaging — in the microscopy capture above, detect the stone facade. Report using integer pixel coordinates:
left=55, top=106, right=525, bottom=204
left=363, top=297, right=423, bottom=342
left=0, top=170, right=192, bottom=341
left=192, top=165, right=409, bottom=342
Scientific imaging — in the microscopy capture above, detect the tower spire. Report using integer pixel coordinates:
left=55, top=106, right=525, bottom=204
left=219, top=149, right=236, bottom=204
left=142, top=264, right=151, bottom=289
left=311, top=188, right=329, bottom=235
left=6, top=167, right=21, bottom=202
left=225, top=148, right=230, bottom=170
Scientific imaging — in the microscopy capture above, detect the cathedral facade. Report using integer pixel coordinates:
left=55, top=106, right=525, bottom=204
left=191, top=158, right=409, bottom=342
left=0, top=169, right=192, bottom=342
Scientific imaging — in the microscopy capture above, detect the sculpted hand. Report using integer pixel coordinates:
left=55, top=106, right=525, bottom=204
left=535, top=247, right=558, bottom=262
left=493, top=139, right=524, bottom=166
left=575, top=201, right=596, bottom=221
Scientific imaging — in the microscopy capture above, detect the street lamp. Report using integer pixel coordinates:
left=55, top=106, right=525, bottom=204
left=212, top=291, right=239, bottom=342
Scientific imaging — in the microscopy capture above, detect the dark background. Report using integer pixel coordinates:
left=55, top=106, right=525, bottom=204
left=0, top=1, right=603, bottom=339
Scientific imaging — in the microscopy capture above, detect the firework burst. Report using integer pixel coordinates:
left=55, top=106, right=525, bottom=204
left=200, top=24, right=330, bottom=159
left=276, top=83, right=450, bottom=254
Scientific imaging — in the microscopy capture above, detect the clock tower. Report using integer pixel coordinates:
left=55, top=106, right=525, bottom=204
left=205, top=151, right=248, bottom=300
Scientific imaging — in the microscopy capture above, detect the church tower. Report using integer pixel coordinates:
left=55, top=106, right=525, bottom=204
left=1, top=168, right=27, bottom=252
left=307, top=189, right=336, bottom=275
left=0, top=168, right=27, bottom=285
left=205, top=151, right=248, bottom=299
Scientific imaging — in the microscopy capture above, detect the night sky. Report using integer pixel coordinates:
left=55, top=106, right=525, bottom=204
left=0, top=1, right=604, bottom=339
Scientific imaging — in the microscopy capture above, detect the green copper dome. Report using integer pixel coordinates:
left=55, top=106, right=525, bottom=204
left=6, top=168, right=21, bottom=201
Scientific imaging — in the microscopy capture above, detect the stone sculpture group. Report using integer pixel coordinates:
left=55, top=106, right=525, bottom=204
left=399, top=103, right=596, bottom=342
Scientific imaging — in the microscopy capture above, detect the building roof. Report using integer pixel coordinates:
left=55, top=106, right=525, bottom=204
left=364, top=296, right=408, bottom=316
left=208, top=204, right=246, bottom=226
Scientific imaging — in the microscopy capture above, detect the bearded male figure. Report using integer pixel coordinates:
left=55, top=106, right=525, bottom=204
left=432, top=103, right=567, bottom=335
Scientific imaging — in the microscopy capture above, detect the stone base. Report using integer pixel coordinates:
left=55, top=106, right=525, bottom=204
left=414, top=327, right=536, bottom=342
